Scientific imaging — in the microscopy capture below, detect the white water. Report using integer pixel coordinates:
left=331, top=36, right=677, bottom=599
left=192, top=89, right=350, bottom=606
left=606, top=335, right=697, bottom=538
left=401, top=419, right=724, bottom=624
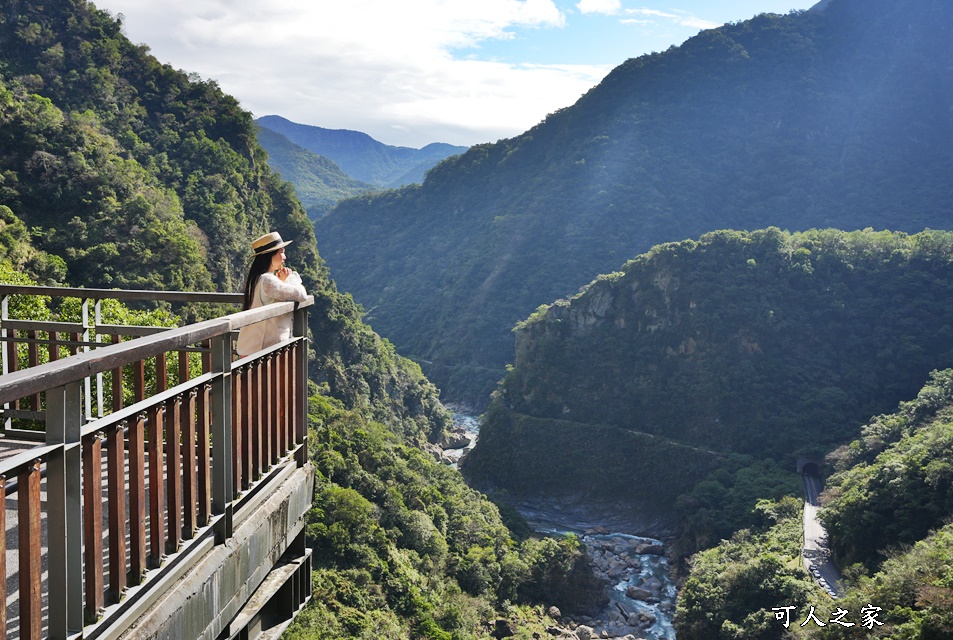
left=449, top=413, right=678, bottom=639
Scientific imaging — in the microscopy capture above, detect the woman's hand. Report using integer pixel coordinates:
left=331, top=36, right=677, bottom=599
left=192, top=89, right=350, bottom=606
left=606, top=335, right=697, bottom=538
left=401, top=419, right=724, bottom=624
left=275, top=266, right=292, bottom=282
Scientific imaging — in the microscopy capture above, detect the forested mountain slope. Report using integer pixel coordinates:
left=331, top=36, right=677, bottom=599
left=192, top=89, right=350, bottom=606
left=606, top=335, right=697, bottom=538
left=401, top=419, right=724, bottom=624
left=462, top=229, right=953, bottom=553
left=316, top=0, right=953, bottom=408
left=256, top=115, right=467, bottom=188
left=0, top=3, right=621, bottom=638
left=255, top=125, right=374, bottom=220
left=675, top=371, right=953, bottom=639
left=0, top=0, right=449, bottom=443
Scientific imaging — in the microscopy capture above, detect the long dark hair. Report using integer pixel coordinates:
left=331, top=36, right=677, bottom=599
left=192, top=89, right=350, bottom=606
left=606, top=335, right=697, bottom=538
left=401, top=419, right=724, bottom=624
left=242, top=252, right=276, bottom=310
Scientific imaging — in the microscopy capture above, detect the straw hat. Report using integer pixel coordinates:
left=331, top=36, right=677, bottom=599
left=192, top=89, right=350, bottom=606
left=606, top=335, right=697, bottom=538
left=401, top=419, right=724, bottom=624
left=251, top=231, right=293, bottom=256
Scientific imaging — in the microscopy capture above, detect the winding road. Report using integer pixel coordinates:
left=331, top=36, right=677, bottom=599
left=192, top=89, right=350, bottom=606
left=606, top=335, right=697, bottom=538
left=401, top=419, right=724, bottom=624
left=800, top=471, right=844, bottom=598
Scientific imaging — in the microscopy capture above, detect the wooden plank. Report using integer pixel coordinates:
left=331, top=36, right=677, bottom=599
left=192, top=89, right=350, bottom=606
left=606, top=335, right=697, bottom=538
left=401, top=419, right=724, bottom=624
left=0, top=284, right=242, bottom=304
left=182, top=390, right=197, bottom=539
left=155, top=352, right=168, bottom=394
left=197, top=383, right=211, bottom=525
left=107, top=422, right=127, bottom=602
left=96, top=325, right=172, bottom=338
left=270, top=354, right=280, bottom=466
left=241, top=367, right=251, bottom=488
left=148, top=403, right=165, bottom=568
left=130, top=359, right=147, bottom=581
left=240, top=367, right=251, bottom=488
left=251, top=363, right=262, bottom=481
left=7, top=333, right=19, bottom=411
left=18, top=460, right=42, bottom=640
left=283, top=348, right=292, bottom=453
left=260, top=356, right=269, bottom=469
left=26, top=332, right=39, bottom=414
left=293, top=341, right=304, bottom=447
left=129, top=412, right=147, bottom=584
left=275, top=350, right=284, bottom=456
left=231, top=371, right=243, bottom=492
left=48, top=330, right=60, bottom=362
left=0, top=298, right=312, bottom=406
left=111, top=335, right=123, bottom=413
left=179, top=349, right=190, bottom=386
left=166, top=397, right=182, bottom=554
left=202, top=340, right=212, bottom=375
left=0, top=319, right=85, bottom=333
left=83, top=434, right=105, bottom=622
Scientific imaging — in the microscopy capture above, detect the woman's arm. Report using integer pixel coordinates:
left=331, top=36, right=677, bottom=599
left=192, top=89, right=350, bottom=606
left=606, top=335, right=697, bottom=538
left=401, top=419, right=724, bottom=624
left=259, top=272, right=307, bottom=302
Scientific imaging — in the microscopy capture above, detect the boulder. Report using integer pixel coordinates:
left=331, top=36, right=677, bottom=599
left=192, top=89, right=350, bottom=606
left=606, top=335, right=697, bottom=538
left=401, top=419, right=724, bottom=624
left=635, top=543, right=665, bottom=555
left=575, top=625, right=594, bottom=640
left=625, top=586, right=653, bottom=601
left=493, top=619, right=517, bottom=638
left=547, top=606, right=562, bottom=620
left=439, top=428, right=471, bottom=449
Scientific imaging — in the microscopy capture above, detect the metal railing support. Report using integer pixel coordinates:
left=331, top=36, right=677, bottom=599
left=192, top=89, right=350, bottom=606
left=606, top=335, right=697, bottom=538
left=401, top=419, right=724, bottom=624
left=210, top=333, right=234, bottom=543
left=2, top=294, right=9, bottom=433
left=293, top=306, right=309, bottom=467
left=46, top=380, right=85, bottom=638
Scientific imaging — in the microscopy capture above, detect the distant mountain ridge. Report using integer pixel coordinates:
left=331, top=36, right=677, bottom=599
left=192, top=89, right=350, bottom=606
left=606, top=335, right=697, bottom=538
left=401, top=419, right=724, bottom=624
left=314, top=0, right=953, bottom=409
left=255, top=125, right=375, bottom=219
left=255, top=115, right=468, bottom=188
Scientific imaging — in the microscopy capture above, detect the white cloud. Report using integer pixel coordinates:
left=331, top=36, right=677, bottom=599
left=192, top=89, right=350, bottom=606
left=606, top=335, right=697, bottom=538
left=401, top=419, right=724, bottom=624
left=101, top=0, right=604, bottom=147
left=576, top=0, right=623, bottom=15
left=624, top=7, right=719, bottom=30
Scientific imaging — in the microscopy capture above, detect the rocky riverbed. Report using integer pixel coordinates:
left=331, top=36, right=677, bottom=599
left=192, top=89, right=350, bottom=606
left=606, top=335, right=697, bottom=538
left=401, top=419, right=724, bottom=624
left=525, top=528, right=676, bottom=640
left=436, top=415, right=679, bottom=640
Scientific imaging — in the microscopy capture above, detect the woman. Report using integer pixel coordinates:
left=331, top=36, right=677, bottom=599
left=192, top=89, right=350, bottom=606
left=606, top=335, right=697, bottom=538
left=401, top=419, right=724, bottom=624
left=235, top=231, right=308, bottom=357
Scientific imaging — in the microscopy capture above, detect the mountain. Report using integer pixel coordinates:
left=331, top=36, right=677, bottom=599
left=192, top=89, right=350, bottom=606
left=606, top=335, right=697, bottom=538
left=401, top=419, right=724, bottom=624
left=0, top=3, right=605, bottom=637
left=675, top=370, right=953, bottom=638
left=255, top=115, right=468, bottom=188
left=255, top=125, right=375, bottom=219
left=462, top=228, right=953, bottom=553
left=0, top=0, right=454, bottom=443
left=314, top=0, right=953, bottom=409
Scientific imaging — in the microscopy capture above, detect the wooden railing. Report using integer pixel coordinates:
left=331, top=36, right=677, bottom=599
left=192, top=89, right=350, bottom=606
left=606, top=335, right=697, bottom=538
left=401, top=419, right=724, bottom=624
left=0, top=285, right=312, bottom=640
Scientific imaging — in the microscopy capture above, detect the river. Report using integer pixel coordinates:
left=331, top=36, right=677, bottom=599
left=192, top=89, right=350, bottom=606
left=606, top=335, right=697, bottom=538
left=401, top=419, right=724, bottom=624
left=448, top=413, right=678, bottom=640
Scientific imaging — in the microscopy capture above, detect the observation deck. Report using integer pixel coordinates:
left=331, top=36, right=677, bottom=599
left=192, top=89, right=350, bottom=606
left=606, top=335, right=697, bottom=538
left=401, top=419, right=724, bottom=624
left=0, top=285, right=315, bottom=639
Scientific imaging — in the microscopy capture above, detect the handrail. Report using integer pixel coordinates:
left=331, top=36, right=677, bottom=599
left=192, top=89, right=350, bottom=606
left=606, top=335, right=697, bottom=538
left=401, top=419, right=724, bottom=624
left=0, top=297, right=313, bottom=405
left=0, top=284, right=243, bottom=304
left=0, top=285, right=314, bottom=640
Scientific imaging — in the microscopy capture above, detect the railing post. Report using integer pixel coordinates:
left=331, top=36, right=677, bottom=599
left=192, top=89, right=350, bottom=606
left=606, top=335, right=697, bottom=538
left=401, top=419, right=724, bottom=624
left=46, top=380, right=84, bottom=639
left=94, top=299, right=105, bottom=418
left=2, top=294, right=9, bottom=434
left=82, top=298, right=93, bottom=421
left=293, top=305, right=309, bottom=467
left=210, top=333, right=233, bottom=542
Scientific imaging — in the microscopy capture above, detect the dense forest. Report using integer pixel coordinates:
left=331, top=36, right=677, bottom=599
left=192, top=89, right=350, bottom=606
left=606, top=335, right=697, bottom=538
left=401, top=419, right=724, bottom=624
left=0, top=2, right=598, bottom=637
left=8, top=0, right=953, bottom=637
left=0, top=0, right=454, bottom=445
left=315, top=0, right=953, bottom=408
left=674, top=371, right=953, bottom=639
left=463, top=228, right=953, bottom=557
left=255, top=125, right=375, bottom=220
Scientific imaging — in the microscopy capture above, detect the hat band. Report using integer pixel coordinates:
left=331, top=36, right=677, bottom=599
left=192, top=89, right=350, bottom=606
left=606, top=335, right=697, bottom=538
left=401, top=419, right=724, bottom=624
left=254, top=238, right=283, bottom=255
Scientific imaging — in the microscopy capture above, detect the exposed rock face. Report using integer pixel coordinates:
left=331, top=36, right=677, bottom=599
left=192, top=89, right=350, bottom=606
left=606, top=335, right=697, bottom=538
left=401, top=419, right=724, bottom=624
left=493, top=619, right=517, bottom=638
left=439, top=428, right=472, bottom=449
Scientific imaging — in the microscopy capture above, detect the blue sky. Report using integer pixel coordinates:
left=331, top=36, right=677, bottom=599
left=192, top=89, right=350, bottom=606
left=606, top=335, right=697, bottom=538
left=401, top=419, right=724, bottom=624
left=101, top=0, right=819, bottom=147
left=466, top=1, right=814, bottom=65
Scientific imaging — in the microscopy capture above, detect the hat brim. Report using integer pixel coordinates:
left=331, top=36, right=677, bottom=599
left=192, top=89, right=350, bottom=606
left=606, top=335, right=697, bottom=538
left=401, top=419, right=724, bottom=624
left=253, top=239, right=293, bottom=256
